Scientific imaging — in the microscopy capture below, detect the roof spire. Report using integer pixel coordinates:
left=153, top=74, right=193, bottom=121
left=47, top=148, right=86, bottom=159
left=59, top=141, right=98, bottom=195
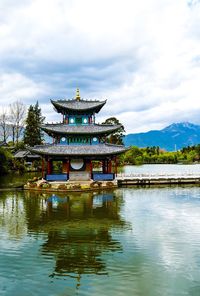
left=75, top=88, right=81, bottom=101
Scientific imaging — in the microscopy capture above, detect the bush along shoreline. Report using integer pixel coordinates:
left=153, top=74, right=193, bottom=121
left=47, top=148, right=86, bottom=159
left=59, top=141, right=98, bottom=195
left=119, top=145, right=200, bottom=165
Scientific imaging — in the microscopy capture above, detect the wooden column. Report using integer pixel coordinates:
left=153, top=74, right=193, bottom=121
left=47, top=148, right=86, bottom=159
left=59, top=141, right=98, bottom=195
left=67, top=159, right=70, bottom=174
left=114, top=157, right=118, bottom=177
left=102, top=160, right=106, bottom=174
left=90, top=160, right=93, bottom=179
left=106, top=159, right=109, bottom=173
left=108, top=159, right=112, bottom=173
left=67, top=159, right=70, bottom=180
left=41, top=157, right=45, bottom=178
left=66, top=159, right=69, bottom=179
left=62, top=159, right=69, bottom=179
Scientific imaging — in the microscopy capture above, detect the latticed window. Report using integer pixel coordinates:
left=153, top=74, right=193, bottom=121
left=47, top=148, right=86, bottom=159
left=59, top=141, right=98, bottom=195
left=75, top=117, right=82, bottom=124
left=68, top=136, right=90, bottom=144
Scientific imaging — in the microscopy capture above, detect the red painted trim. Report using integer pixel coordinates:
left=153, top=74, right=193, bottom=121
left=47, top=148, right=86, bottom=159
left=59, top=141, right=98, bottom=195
left=115, top=157, right=118, bottom=176
left=42, top=158, right=45, bottom=178
left=47, top=159, right=52, bottom=174
left=67, top=159, right=70, bottom=174
left=108, top=159, right=112, bottom=173
left=90, top=160, right=93, bottom=178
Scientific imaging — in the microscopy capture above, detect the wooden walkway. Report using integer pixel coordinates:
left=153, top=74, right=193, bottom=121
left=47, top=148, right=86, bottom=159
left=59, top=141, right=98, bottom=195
left=117, top=173, right=200, bottom=186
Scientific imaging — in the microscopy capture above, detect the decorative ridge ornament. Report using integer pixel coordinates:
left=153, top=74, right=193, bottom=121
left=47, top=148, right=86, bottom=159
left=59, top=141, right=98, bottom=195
left=76, top=88, right=81, bottom=101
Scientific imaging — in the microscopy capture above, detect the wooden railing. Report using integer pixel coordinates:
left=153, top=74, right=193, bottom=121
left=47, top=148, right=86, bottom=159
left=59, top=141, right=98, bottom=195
left=117, top=172, right=200, bottom=180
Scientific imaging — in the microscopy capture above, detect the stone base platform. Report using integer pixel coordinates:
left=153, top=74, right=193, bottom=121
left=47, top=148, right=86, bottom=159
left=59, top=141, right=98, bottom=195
left=24, top=178, right=117, bottom=192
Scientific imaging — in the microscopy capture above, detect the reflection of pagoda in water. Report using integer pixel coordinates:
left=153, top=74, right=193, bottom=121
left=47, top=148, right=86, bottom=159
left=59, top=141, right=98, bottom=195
left=23, top=191, right=127, bottom=279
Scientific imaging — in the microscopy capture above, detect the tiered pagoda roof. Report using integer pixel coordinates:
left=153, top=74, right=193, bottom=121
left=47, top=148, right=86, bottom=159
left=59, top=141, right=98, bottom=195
left=30, top=143, right=128, bottom=156
left=41, top=123, right=122, bottom=136
left=51, top=99, right=106, bottom=114
left=29, top=89, right=128, bottom=158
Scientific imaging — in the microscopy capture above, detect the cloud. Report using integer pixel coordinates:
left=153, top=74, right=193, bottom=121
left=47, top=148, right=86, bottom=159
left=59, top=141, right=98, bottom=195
left=0, top=73, right=48, bottom=105
left=0, top=0, right=199, bottom=133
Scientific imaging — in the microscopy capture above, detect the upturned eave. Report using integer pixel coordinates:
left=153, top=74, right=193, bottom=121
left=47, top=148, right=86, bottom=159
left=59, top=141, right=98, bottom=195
left=40, top=123, right=122, bottom=136
left=51, top=99, right=107, bottom=114
left=28, top=143, right=129, bottom=157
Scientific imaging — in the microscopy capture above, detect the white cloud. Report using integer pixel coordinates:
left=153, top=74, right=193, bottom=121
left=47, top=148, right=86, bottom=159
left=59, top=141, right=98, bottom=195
left=0, top=0, right=199, bottom=133
left=0, top=73, right=47, bottom=105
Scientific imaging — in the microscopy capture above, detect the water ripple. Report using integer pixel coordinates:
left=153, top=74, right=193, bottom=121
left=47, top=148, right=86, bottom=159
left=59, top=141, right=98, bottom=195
left=1, top=187, right=200, bottom=295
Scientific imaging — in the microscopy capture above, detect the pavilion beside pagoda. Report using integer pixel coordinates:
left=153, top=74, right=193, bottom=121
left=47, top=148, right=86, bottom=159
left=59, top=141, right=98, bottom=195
left=29, top=89, right=128, bottom=184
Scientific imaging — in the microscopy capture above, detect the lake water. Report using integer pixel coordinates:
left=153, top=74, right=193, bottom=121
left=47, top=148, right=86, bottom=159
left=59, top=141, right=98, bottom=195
left=1, top=186, right=200, bottom=296
left=0, top=172, right=41, bottom=189
left=122, top=164, right=200, bottom=175
left=1, top=164, right=200, bottom=189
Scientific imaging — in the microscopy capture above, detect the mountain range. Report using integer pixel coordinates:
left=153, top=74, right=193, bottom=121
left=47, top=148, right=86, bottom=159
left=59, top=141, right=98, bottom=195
left=124, top=122, right=200, bottom=151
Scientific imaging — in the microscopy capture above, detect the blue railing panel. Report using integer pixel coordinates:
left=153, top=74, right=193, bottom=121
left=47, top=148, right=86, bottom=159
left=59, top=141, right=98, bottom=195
left=46, top=174, right=69, bottom=181
left=92, top=173, right=115, bottom=181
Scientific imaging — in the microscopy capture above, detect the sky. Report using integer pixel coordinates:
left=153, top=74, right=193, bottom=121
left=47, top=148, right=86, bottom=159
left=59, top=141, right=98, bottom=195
left=0, top=0, right=200, bottom=134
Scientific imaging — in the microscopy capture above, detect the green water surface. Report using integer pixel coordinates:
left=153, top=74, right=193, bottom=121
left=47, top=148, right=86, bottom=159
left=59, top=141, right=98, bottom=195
left=0, top=186, right=200, bottom=296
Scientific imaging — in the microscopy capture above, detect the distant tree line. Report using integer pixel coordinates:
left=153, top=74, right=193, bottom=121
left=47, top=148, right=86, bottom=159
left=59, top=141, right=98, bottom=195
left=120, top=145, right=200, bottom=165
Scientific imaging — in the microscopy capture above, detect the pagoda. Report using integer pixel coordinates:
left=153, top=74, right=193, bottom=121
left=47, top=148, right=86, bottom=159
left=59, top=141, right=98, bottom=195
left=30, top=89, right=128, bottom=183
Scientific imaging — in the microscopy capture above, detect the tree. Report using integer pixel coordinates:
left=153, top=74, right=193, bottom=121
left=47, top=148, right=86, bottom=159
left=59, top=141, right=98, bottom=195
left=195, top=144, right=200, bottom=161
left=0, top=147, right=12, bottom=174
left=9, top=101, right=26, bottom=144
left=34, top=101, right=45, bottom=143
left=0, top=109, right=10, bottom=142
left=24, top=101, right=45, bottom=146
left=102, top=117, right=125, bottom=145
left=123, top=146, right=143, bottom=164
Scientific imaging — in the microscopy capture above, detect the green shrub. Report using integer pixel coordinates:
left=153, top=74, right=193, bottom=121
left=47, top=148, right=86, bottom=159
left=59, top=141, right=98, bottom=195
left=0, top=147, right=12, bottom=174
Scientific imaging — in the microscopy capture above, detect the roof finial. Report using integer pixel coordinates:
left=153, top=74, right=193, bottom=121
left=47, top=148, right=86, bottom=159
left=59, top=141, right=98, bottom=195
left=75, top=88, right=81, bottom=101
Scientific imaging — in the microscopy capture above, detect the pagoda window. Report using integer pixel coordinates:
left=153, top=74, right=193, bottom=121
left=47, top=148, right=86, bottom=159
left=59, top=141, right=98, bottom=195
left=82, top=117, right=89, bottom=124
left=83, top=137, right=89, bottom=144
left=69, top=117, right=75, bottom=125
left=60, top=136, right=67, bottom=144
left=75, top=117, right=82, bottom=125
left=92, top=137, right=99, bottom=145
left=68, top=116, right=90, bottom=125
left=68, top=136, right=90, bottom=144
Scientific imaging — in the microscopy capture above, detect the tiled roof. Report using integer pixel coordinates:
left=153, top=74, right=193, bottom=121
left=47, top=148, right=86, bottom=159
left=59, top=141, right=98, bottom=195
left=14, top=150, right=29, bottom=158
left=14, top=150, right=40, bottom=158
left=51, top=99, right=106, bottom=114
left=29, top=143, right=128, bottom=156
left=41, top=123, right=122, bottom=135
